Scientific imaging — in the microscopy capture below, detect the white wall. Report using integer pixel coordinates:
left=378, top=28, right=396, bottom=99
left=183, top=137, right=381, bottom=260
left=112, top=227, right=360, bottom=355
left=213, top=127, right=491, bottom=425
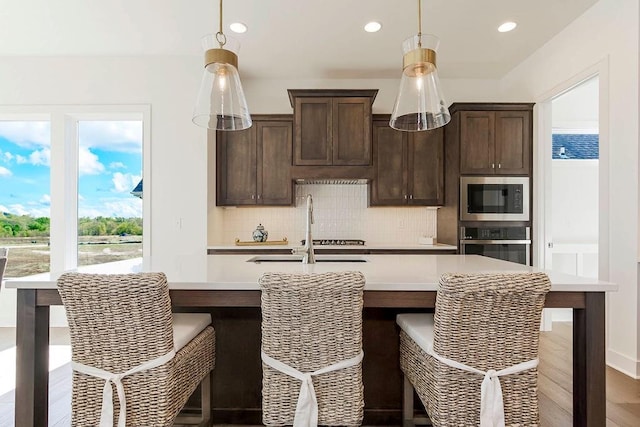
left=501, top=0, right=640, bottom=376
left=551, top=160, right=599, bottom=244
left=552, top=76, right=599, bottom=130
left=241, top=77, right=504, bottom=114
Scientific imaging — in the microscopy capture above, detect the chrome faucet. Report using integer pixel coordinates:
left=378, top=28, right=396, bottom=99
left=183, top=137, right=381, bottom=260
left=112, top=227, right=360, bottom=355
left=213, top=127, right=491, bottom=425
left=292, top=194, right=316, bottom=264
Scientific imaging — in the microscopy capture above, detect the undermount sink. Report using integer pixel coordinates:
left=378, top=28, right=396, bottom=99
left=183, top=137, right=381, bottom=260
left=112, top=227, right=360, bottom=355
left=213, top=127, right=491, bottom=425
left=247, top=255, right=368, bottom=263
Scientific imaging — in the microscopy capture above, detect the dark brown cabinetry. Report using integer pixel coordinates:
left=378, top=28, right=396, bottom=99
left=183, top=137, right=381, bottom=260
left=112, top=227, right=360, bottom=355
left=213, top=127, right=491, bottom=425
left=288, top=89, right=377, bottom=166
left=216, top=115, right=293, bottom=206
left=370, top=117, right=444, bottom=206
left=458, top=105, right=532, bottom=175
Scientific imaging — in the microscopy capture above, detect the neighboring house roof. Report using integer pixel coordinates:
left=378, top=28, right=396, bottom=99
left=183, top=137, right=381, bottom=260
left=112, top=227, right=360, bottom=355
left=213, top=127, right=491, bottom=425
left=552, top=134, right=599, bottom=159
left=131, top=179, right=143, bottom=199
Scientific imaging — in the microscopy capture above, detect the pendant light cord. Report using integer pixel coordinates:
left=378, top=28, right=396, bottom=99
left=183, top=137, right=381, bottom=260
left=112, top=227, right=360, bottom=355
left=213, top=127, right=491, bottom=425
left=417, top=0, right=422, bottom=47
left=216, top=0, right=227, bottom=47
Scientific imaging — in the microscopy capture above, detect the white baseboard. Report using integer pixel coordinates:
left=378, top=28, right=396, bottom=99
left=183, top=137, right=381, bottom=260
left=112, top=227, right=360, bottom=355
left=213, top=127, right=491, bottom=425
left=607, top=348, right=640, bottom=379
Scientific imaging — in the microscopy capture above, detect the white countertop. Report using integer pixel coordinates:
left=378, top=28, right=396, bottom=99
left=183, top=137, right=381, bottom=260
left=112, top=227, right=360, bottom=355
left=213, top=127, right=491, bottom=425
left=207, top=243, right=458, bottom=251
left=6, top=254, right=616, bottom=293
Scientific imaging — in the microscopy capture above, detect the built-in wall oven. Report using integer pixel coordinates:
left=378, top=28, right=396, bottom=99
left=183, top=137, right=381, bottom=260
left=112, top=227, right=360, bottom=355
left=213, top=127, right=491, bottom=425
left=460, top=226, right=531, bottom=266
left=460, top=176, right=529, bottom=221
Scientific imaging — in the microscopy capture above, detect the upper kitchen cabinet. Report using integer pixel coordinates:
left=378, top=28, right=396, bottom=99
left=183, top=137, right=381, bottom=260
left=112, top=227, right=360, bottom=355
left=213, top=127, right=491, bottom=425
left=288, top=89, right=378, bottom=166
left=370, top=117, right=444, bottom=206
left=453, top=103, right=533, bottom=175
left=216, top=115, right=293, bottom=206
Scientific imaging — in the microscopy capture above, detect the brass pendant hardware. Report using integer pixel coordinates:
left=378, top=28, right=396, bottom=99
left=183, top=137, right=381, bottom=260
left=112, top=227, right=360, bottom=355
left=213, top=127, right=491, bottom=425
left=205, top=48, right=238, bottom=68
left=402, top=48, right=437, bottom=76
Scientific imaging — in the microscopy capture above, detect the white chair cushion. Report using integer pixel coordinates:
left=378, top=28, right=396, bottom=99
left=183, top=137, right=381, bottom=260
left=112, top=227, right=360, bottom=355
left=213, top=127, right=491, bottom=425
left=172, top=313, right=212, bottom=351
left=396, top=313, right=435, bottom=353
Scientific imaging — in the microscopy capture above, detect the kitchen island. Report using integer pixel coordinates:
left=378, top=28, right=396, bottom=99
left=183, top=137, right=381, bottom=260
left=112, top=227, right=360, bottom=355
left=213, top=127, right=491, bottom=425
left=8, top=254, right=615, bottom=426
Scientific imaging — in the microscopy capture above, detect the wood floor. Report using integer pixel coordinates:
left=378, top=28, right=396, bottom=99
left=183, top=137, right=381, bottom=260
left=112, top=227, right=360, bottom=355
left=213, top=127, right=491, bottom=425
left=0, top=322, right=638, bottom=426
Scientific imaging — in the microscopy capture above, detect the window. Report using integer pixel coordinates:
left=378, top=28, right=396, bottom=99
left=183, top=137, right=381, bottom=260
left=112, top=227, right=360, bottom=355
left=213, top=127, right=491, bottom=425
left=77, top=121, right=143, bottom=267
left=0, top=106, right=150, bottom=278
left=0, top=120, right=51, bottom=278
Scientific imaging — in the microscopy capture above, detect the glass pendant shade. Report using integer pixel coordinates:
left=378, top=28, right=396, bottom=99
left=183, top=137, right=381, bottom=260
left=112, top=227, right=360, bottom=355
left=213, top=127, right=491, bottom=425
left=193, top=34, right=252, bottom=131
left=390, top=34, right=451, bottom=131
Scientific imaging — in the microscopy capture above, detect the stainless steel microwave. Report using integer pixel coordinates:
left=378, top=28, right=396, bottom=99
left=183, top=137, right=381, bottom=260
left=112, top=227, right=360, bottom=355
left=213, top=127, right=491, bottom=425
left=460, top=176, right=530, bottom=221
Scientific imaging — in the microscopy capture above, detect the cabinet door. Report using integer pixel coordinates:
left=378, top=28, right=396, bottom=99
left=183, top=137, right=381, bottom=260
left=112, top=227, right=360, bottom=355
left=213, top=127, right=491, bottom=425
left=216, top=127, right=257, bottom=205
left=257, top=121, right=293, bottom=205
left=332, top=97, right=372, bottom=165
left=408, top=127, right=444, bottom=205
left=460, top=111, right=495, bottom=174
left=370, top=121, right=407, bottom=205
left=495, top=111, right=531, bottom=175
left=294, top=97, right=332, bottom=165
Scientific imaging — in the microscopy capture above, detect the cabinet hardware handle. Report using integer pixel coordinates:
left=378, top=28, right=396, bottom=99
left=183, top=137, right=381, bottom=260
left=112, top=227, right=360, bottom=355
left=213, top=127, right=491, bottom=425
left=251, top=194, right=255, bottom=199
left=492, top=163, right=495, bottom=169
left=404, top=195, right=407, bottom=199
left=498, top=163, right=502, bottom=169
left=257, top=194, right=261, bottom=199
left=409, top=195, right=413, bottom=199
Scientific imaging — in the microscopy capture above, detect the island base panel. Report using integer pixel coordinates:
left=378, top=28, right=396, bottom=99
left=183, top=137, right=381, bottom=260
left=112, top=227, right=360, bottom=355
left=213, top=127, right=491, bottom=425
left=180, top=307, right=431, bottom=425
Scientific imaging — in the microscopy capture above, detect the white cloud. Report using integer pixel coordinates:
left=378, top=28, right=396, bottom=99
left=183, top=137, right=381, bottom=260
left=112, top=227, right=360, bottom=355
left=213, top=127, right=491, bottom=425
left=109, top=162, right=126, bottom=170
left=79, top=198, right=142, bottom=218
left=39, top=194, right=51, bottom=205
left=6, top=204, right=27, bottom=216
left=79, top=121, right=142, bottom=153
left=29, top=148, right=51, bottom=167
left=3, top=151, right=13, bottom=162
left=2, top=203, right=50, bottom=217
left=15, top=154, right=27, bottom=164
left=112, top=172, right=141, bottom=193
left=0, top=121, right=50, bottom=149
left=0, top=166, right=12, bottom=177
left=79, top=147, right=105, bottom=175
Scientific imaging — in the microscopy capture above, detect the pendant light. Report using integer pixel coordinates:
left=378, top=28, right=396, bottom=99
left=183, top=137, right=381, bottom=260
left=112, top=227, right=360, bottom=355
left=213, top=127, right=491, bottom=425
left=193, top=0, right=252, bottom=131
left=389, top=0, right=450, bottom=131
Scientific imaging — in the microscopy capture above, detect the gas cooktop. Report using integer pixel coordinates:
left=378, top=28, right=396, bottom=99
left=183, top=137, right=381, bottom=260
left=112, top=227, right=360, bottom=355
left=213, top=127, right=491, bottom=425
left=300, top=239, right=366, bottom=246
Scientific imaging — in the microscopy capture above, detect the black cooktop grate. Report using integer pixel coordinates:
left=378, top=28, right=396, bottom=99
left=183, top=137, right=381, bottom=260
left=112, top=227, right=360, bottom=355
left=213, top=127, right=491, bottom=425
left=300, top=239, right=366, bottom=246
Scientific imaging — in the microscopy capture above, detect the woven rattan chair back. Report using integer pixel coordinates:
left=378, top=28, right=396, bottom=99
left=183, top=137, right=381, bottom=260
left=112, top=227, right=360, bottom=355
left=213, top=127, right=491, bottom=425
left=428, top=272, right=550, bottom=425
left=57, top=272, right=176, bottom=426
left=260, top=271, right=365, bottom=426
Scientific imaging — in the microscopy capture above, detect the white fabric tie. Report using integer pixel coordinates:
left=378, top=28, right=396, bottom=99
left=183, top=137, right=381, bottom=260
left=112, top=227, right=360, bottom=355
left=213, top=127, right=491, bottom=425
left=261, top=350, right=364, bottom=427
left=427, top=347, right=538, bottom=427
left=72, top=349, right=176, bottom=427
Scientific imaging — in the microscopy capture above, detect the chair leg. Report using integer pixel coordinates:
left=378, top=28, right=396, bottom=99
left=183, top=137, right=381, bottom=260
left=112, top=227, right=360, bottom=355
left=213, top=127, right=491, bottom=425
left=403, top=375, right=433, bottom=426
left=403, top=374, right=415, bottom=427
left=174, top=371, right=213, bottom=427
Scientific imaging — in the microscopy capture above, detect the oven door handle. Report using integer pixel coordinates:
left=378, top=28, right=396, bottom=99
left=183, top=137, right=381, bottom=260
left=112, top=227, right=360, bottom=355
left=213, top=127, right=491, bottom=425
left=459, top=240, right=532, bottom=245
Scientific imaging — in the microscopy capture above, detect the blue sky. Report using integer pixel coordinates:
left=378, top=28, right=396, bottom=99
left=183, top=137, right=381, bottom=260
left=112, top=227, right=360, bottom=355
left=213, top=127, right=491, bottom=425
left=0, top=120, right=142, bottom=218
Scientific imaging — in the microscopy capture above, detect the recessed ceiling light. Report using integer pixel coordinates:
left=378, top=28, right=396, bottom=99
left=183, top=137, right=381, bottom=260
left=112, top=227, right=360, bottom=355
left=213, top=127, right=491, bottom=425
left=498, top=21, right=517, bottom=33
left=230, top=22, right=248, bottom=34
left=364, top=21, right=382, bottom=33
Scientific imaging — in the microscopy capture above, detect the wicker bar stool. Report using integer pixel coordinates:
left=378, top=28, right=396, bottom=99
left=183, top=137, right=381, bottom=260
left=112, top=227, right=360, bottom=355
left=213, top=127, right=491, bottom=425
left=397, top=272, right=550, bottom=427
left=260, top=271, right=365, bottom=427
left=57, top=272, right=215, bottom=427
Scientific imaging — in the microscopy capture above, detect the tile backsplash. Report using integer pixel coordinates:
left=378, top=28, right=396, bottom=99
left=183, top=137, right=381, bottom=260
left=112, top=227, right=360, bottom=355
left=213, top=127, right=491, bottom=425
left=218, top=184, right=438, bottom=245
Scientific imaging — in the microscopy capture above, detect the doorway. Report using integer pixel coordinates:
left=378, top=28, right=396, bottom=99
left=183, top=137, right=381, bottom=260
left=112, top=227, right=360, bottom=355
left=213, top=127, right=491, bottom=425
left=538, top=74, right=604, bottom=326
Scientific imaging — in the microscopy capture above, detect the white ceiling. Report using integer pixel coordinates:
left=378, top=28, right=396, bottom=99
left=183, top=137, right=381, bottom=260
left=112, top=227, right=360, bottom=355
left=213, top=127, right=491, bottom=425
left=0, top=0, right=599, bottom=79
